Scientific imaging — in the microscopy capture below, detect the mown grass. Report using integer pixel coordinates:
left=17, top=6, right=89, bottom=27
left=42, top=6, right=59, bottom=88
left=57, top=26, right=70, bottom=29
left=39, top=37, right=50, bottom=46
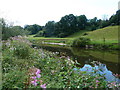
left=67, top=30, right=89, bottom=39
left=83, top=26, right=119, bottom=44
left=27, top=35, right=69, bottom=40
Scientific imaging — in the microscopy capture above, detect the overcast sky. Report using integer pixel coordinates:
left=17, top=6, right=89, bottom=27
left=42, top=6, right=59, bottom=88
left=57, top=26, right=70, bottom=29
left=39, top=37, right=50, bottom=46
left=0, top=0, right=119, bottom=26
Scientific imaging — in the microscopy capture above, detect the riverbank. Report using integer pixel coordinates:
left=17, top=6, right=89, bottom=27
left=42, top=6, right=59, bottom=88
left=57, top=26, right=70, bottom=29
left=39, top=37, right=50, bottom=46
left=28, top=36, right=119, bottom=50
left=2, top=36, right=120, bottom=88
left=27, top=26, right=119, bottom=50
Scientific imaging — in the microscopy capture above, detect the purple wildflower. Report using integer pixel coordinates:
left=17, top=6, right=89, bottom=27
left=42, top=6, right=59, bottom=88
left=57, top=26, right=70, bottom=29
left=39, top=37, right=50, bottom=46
left=40, top=84, right=46, bottom=88
left=31, top=80, right=38, bottom=86
left=31, top=76, right=36, bottom=80
left=96, top=80, right=99, bottom=83
left=36, top=74, right=41, bottom=78
left=36, top=69, right=41, bottom=75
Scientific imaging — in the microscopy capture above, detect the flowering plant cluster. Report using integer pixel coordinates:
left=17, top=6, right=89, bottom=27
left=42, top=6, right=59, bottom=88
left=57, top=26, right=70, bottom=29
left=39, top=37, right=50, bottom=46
left=2, top=36, right=120, bottom=89
left=28, top=67, right=46, bottom=89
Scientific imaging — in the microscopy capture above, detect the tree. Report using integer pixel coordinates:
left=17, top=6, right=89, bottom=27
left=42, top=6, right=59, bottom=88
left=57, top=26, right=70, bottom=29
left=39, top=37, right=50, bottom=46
left=109, top=10, right=120, bottom=25
left=24, top=24, right=42, bottom=34
left=44, top=21, right=55, bottom=37
left=76, top=15, right=87, bottom=30
left=56, top=14, right=78, bottom=37
left=1, top=18, right=29, bottom=40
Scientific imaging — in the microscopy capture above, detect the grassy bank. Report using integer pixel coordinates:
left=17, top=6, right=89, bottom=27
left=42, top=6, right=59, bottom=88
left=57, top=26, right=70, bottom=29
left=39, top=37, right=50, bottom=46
left=84, top=26, right=119, bottom=42
left=2, top=36, right=120, bottom=88
left=27, top=26, right=119, bottom=49
left=71, top=26, right=119, bottom=49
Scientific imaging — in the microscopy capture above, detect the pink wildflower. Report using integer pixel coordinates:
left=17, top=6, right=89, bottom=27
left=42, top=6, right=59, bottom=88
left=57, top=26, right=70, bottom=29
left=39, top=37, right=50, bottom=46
left=31, top=76, right=36, bottom=80
left=40, top=84, right=46, bottom=88
left=36, top=69, right=41, bottom=75
left=36, top=74, right=41, bottom=78
left=96, top=80, right=99, bottom=83
left=31, top=80, right=38, bottom=86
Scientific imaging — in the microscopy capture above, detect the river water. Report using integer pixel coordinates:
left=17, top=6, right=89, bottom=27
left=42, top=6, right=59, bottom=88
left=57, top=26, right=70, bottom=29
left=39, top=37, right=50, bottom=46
left=35, top=45, right=120, bottom=83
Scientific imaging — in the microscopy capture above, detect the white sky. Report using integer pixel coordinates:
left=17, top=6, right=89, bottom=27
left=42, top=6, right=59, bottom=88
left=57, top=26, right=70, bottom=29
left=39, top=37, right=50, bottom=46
left=0, top=0, right=119, bottom=26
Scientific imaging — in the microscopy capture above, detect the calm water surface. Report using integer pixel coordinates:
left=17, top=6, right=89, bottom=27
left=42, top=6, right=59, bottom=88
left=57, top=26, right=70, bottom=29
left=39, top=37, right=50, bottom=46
left=36, top=45, right=120, bottom=83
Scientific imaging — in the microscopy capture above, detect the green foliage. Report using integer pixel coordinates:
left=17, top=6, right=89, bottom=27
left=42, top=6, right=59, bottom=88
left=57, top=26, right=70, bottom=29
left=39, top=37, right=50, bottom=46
left=43, top=14, right=88, bottom=37
left=76, top=15, right=87, bottom=30
left=44, top=21, right=56, bottom=37
left=3, top=70, right=27, bottom=88
left=1, top=18, right=29, bottom=40
left=34, top=30, right=45, bottom=37
left=13, top=42, right=32, bottom=59
left=109, top=10, right=120, bottom=25
left=71, top=37, right=91, bottom=47
left=2, top=36, right=120, bottom=88
left=24, top=24, right=42, bottom=35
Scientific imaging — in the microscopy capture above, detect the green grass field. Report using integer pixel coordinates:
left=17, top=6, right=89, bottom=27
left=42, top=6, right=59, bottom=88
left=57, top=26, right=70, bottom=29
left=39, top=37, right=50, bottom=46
left=67, top=30, right=88, bottom=39
left=27, top=35, right=69, bottom=40
left=27, top=25, right=119, bottom=45
left=83, top=26, right=119, bottom=44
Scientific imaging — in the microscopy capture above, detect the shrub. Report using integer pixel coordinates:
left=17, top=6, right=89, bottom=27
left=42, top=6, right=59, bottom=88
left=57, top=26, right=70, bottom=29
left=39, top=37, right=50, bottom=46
left=34, top=31, right=44, bottom=37
left=71, top=37, right=91, bottom=47
left=10, top=36, right=32, bottom=59
left=13, top=42, right=31, bottom=59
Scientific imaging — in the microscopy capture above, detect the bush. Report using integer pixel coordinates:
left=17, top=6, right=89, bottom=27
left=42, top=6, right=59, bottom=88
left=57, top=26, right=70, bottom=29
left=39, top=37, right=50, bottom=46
left=13, top=42, right=31, bottom=59
left=71, top=37, right=91, bottom=47
left=34, top=31, right=44, bottom=37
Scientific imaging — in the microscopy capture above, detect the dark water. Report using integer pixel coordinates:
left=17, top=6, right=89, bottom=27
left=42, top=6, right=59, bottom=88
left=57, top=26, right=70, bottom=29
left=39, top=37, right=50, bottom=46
left=36, top=45, right=120, bottom=83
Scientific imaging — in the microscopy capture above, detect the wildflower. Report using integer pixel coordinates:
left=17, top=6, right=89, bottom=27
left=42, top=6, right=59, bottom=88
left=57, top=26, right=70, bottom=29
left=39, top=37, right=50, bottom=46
left=31, top=80, right=38, bottom=86
left=36, top=74, right=41, bottom=78
left=96, top=80, right=99, bottom=83
left=36, top=69, right=41, bottom=75
left=40, top=84, right=46, bottom=88
left=31, top=76, right=36, bottom=80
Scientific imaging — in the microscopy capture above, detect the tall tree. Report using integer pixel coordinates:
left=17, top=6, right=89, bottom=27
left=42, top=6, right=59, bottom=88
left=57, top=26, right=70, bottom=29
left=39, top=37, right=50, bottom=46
left=44, top=21, right=55, bottom=37
left=76, top=15, right=87, bottom=30
left=57, top=14, right=78, bottom=37
left=109, top=10, right=120, bottom=25
left=24, top=24, right=42, bottom=34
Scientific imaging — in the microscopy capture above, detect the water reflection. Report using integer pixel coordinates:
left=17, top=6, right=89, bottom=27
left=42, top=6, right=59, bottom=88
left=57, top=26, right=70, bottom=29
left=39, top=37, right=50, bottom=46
left=70, top=47, right=120, bottom=75
left=78, top=63, right=120, bottom=83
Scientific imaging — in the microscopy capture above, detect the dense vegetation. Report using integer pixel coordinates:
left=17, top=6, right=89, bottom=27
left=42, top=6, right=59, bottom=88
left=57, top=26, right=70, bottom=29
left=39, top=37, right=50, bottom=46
left=2, top=36, right=120, bottom=88
left=0, top=18, right=29, bottom=40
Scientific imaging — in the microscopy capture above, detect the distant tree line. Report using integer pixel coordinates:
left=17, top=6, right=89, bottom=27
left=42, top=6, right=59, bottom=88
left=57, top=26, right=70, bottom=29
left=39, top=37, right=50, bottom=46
left=0, top=18, right=29, bottom=40
left=1, top=10, right=120, bottom=40
left=33, top=10, right=120, bottom=38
